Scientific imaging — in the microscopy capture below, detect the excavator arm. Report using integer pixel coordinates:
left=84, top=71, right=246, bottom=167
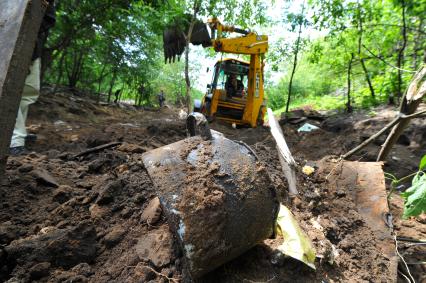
left=163, top=18, right=268, bottom=61
left=211, top=33, right=268, bottom=55
left=207, top=18, right=268, bottom=56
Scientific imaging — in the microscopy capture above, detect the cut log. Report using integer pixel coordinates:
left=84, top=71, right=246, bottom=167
left=267, top=108, right=298, bottom=195
left=0, top=0, right=46, bottom=177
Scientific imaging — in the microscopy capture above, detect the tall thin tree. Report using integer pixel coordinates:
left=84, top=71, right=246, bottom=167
left=285, top=0, right=306, bottom=113
left=357, top=0, right=375, bottom=98
left=184, top=0, right=201, bottom=114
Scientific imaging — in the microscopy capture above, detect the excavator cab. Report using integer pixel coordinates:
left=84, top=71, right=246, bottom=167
left=195, top=58, right=258, bottom=125
left=195, top=57, right=266, bottom=127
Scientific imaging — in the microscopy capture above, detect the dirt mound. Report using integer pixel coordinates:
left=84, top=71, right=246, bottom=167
left=1, top=91, right=425, bottom=282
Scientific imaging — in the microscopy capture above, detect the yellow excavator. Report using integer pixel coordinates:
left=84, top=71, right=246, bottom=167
left=163, top=18, right=268, bottom=127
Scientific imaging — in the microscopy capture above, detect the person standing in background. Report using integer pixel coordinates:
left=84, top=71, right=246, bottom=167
left=10, top=0, right=56, bottom=155
left=158, top=89, right=166, bottom=108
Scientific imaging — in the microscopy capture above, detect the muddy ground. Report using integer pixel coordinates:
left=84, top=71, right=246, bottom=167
left=1, top=89, right=425, bottom=282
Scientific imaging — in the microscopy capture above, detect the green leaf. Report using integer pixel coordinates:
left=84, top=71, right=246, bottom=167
left=419, top=155, right=426, bottom=171
left=401, top=173, right=426, bottom=219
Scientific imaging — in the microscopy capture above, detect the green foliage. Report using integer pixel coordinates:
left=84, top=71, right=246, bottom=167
left=267, top=0, right=426, bottom=111
left=401, top=171, right=426, bottom=219
left=387, top=154, right=426, bottom=219
left=385, top=154, right=426, bottom=219
left=266, top=57, right=341, bottom=111
left=40, top=0, right=425, bottom=110
left=42, top=0, right=270, bottom=105
left=420, top=155, right=426, bottom=171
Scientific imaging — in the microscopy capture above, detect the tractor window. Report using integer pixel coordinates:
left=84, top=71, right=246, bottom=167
left=212, top=61, right=249, bottom=92
left=217, top=69, right=227, bottom=90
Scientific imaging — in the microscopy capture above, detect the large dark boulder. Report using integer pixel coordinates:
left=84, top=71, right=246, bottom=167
left=5, top=221, right=97, bottom=269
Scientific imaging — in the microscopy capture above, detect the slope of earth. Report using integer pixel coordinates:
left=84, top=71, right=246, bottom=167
left=0, top=90, right=425, bottom=282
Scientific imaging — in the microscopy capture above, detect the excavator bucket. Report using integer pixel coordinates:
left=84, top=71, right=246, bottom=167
left=142, top=116, right=278, bottom=279
left=163, top=18, right=211, bottom=63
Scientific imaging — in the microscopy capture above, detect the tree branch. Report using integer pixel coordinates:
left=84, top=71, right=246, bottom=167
left=362, top=44, right=416, bottom=73
left=343, top=109, right=426, bottom=159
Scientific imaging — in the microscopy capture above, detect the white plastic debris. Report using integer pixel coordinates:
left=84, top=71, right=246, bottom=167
left=297, top=123, right=319, bottom=132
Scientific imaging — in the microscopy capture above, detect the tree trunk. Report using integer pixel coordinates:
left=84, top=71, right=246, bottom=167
left=67, top=51, right=84, bottom=88
left=285, top=0, right=305, bottom=113
left=377, top=66, right=426, bottom=161
left=357, top=1, right=375, bottom=98
left=183, top=1, right=201, bottom=114
left=346, top=53, right=354, bottom=113
left=107, top=71, right=117, bottom=103
left=396, top=0, right=407, bottom=101
left=97, top=64, right=107, bottom=93
left=184, top=44, right=191, bottom=113
left=0, top=0, right=46, bottom=177
left=412, top=18, right=424, bottom=70
left=360, top=59, right=375, bottom=98
left=53, top=50, right=67, bottom=93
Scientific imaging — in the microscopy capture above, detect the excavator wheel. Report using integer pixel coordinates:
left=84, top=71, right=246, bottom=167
left=257, top=106, right=266, bottom=126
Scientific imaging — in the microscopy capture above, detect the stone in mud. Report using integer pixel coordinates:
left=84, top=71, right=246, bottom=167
left=87, top=159, right=107, bottom=173
left=135, top=225, right=174, bottom=268
left=71, top=262, right=93, bottom=277
left=54, top=271, right=89, bottom=283
left=86, top=134, right=111, bottom=148
left=117, top=142, right=145, bottom=153
left=0, top=222, right=19, bottom=245
left=76, top=180, right=94, bottom=190
left=134, top=263, right=156, bottom=281
left=397, top=134, right=410, bottom=146
left=103, top=226, right=126, bottom=248
left=141, top=197, right=162, bottom=225
left=5, top=221, right=97, bottom=269
left=32, top=169, right=59, bottom=187
left=89, top=204, right=109, bottom=219
left=18, top=164, right=33, bottom=173
left=95, top=179, right=123, bottom=205
left=133, top=193, right=145, bottom=204
left=29, top=262, right=51, bottom=280
left=52, top=185, right=73, bottom=204
left=120, top=207, right=133, bottom=219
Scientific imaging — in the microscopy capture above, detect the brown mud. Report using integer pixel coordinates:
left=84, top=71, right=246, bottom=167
left=1, top=89, right=425, bottom=282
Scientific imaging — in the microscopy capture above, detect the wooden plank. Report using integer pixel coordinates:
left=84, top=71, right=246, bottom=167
left=0, top=0, right=45, bottom=176
left=267, top=108, right=298, bottom=194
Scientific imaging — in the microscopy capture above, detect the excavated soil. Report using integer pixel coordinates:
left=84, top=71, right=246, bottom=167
left=1, top=89, right=425, bottom=282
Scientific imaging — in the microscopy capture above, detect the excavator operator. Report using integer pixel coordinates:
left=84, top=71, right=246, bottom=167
left=225, top=73, right=244, bottom=98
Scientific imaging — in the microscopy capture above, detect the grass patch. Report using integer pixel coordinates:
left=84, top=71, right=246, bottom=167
left=271, top=94, right=346, bottom=116
left=269, top=91, right=388, bottom=117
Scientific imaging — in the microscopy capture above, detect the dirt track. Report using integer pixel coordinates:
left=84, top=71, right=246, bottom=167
left=1, top=90, right=425, bottom=282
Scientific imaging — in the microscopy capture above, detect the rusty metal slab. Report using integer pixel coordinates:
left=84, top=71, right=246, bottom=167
left=327, top=161, right=398, bottom=281
left=142, top=131, right=278, bottom=279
